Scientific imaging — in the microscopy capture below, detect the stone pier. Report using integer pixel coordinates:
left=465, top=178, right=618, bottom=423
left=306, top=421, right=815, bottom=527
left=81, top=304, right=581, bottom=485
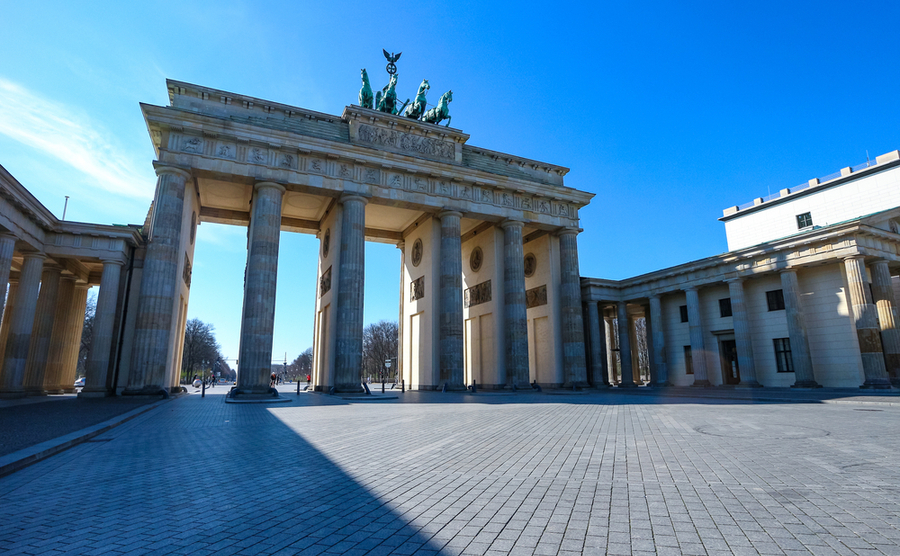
left=586, top=301, right=609, bottom=387
left=727, top=278, right=761, bottom=387
left=439, top=210, right=464, bottom=390
left=685, top=287, right=710, bottom=386
left=0, top=253, right=45, bottom=398
left=23, top=266, right=62, bottom=395
left=81, top=260, right=124, bottom=397
left=43, top=277, right=76, bottom=394
left=648, top=295, right=670, bottom=386
left=870, top=260, right=900, bottom=387
left=844, top=256, right=891, bottom=389
left=616, top=301, right=636, bottom=387
left=781, top=269, right=819, bottom=388
left=558, top=228, right=587, bottom=388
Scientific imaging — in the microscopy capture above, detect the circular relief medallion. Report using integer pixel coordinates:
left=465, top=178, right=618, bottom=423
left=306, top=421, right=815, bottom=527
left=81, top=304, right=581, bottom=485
left=411, top=238, right=423, bottom=267
left=322, top=228, right=331, bottom=257
left=524, top=253, right=537, bottom=277
left=190, top=212, right=197, bottom=245
left=469, top=246, right=483, bottom=272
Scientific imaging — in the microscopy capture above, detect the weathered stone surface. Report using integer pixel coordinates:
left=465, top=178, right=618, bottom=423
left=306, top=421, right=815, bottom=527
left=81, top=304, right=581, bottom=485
left=685, top=287, right=710, bottom=386
left=23, top=266, right=62, bottom=395
left=81, top=261, right=124, bottom=397
left=781, top=269, right=820, bottom=388
left=334, top=195, right=367, bottom=393
left=844, top=256, right=891, bottom=388
left=501, top=220, right=529, bottom=387
left=558, top=229, right=587, bottom=388
left=438, top=210, right=464, bottom=390
left=0, top=253, right=44, bottom=398
left=870, top=260, right=900, bottom=386
left=727, top=278, right=760, bottom=387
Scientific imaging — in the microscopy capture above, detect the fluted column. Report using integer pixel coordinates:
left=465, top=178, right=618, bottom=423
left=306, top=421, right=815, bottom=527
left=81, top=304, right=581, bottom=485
left=617, top=301, right=635, bottom=387
left=0, top=282, right=17, bottom=368
left=605, top=313, right=618, bottom=384
left=557, top=228, right=588, bottom=387
left=501, top=220, right=529, bottom=387
left=781, top=269, right=819, bottom=388
left=234, top=182, right=286, bottom=395
left=125, top=166, right=191, bottom=396
left=0, top=253, right=45, bottom=397
left=844, top=257, right=891, bottom=388
left=438, top=210, right=464, bottom=390
left=727, top=278, right=760, bottom=387
left=685, top=287, right=710, bottom=386
left=0, top=233, right=16, bottom=321
left=870, top=260, right=900, bottom=387
left=61, top=285, right=90, bottom=392
left=648, top=295, right=670, bottom=386
left=586, top=301, right=609, bottom=387
left=396, top=241, right=404, bottom=385
left=333, top=194, right=367, bottom=393
left=81, top=260, right=124, bottom=397
left=23, top=266, right=62, bottom=395
left=43, top=277, right=76, bottom=394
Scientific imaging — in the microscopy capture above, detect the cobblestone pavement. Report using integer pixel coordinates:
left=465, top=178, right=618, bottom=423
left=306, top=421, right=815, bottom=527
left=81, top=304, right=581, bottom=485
left=1, top=387, right=899, bottom=555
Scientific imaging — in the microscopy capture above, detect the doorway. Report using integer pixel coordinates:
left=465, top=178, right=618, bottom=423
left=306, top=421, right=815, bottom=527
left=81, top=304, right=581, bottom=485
left=719, top=337, right=740, bottom=385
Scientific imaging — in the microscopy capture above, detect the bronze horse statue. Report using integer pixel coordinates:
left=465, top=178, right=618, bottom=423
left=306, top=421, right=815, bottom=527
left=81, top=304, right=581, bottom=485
left=421, top=90, right=452, bottom=127
left=404, top=79, right=430, bottom=120
left=375, top=73, right=399, bottom=114
left=358, top=69, right=374, bottom=109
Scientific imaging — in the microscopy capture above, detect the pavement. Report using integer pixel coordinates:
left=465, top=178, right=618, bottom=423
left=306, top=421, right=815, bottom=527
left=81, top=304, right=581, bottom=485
left=0, top=385, right=899, bottom=555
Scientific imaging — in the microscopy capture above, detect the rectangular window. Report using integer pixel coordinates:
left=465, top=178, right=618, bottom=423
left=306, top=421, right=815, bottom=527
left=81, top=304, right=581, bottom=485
left=773, top=338, right=794, bottom=372
left=683, top=345, right=694, bottom=374
left=766, top=289, right=785, bottom=311
left=719, top=298, right=732, bottom=318
left=796, top=212, right=813, bottom=229
left=679, top=305, right=689, bottom=323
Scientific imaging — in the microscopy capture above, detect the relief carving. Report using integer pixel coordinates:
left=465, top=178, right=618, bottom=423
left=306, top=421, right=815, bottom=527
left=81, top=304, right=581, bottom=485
left=525, top=285, right=547, bottom=309
left=464, top=280, right=492, bottom=308
left=365, top=168, right=379, bottom=183
left=310, top=159, right=323, bottom=172
left=217, top=144, right=235, bottom=158
left=248, top=148, right=266, bottom=164
left=410, top=276, right=425, bottom=301
left=339, top=164, right=352, bottom=178
left=280, top=154, right=294, bottom=168
left=389, top=174, right=403, bottom=187
left=182, top=137, right=203, bottom=153
left=558, top=203, right=569, bottom=217
left=357, top=124, right=455, bottom=160
left=414, top=177, right=427, bottom=192
left=411, top=238, right=423, bottom=267
left=481, top=189, right=493, bottom=203
left=438, top=181, right=450, bottom=195
left=183, top=253, right=193, bottom=288
left=461, top=186, right=472, bottom=199
left=502, top=192, right=513, bottom=206
left=522, top=197, right=532, bottom=210
left=538, top=200, right=550, bottom=214
left=319, top=266, right=332, bottom=297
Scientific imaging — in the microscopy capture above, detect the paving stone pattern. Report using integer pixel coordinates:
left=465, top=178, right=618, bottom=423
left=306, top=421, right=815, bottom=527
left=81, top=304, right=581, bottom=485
left=1, top=388, right=899, bottom=555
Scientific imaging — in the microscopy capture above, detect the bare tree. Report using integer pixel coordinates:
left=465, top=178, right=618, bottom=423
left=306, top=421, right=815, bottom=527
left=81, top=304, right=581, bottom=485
left=181, top=319, right=221, bottom=382
left=77, top=293, right=97, bottom=375
left=289, top=348, right=313, bottom=381
left=361, top=320, right=398, bottom=382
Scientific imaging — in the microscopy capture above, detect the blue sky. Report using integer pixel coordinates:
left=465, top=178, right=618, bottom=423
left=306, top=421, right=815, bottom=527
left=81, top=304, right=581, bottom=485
left=1, top=1, right=898, bottom=364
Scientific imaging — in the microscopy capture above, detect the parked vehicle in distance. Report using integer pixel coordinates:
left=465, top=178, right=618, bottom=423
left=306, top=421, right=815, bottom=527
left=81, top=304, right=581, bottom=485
left=74, top=377, right=85, bottom=387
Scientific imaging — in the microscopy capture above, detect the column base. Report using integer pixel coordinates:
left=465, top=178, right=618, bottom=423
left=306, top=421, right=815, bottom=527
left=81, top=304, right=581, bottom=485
left=735, top=381, right=763, bottom=388
left=24, top=389, right=48, bottom=396
left=617, top=382, right=638, bottom=388
left=791, top=381, right=822, bottom=389
left=0, top=390, right=27, bottom=399
left=122, top=386, right=169, bottom=398
left=691, top=380, right=712, bottom=387
left=78, top=388, right=114, bottom=398
left=334, top=384, right=365, bottom=394
left=860, top=378, right=893, bottom=389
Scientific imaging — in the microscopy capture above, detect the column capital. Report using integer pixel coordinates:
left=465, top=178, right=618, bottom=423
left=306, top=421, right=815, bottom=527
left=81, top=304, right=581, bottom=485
left=779, top=268, right=798, bottom=276
left=0, top=232, right=17, bottom=241
left=254, top=181, right=286, bottom=195
left=396, top=240, right=405, bottom=250
left=340, top=193, right=369, bottom=206
left=683, top=285, right=698, bottom=293
left=649, top=293, right=662, bottom=301
left=499, top=219, right=525, bottom=230
left=554, top=226, right=581, bottom=237
left=99, top=258, right=126, bottom=267
left=21, top=252, right=46, bottom=262
left=437, top=209, right=463, bottom=220
left=152, top=163, right=191, bottom=181
left=725, top=277, right=745, bottom=284
left=842, top=254, right=866, bottom=262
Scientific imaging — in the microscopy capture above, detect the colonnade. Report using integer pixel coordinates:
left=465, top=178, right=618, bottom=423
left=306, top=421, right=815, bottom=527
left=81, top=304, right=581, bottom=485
left=584, top=259, right=900, bottom=389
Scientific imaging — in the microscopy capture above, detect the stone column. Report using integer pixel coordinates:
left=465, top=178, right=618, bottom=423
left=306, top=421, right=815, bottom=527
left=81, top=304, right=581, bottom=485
left=0, top=253, right=45, bottom=398
left=81, top=260, right=124, bottom=397
left=501, top=220, right=529, bottom=387
left=0, top=281, right=17, bottom=369
left=617, top=301, right=635, bottom=387
left=844, top=257, right=891, bottom=388
left=605, top=312, right=618, bottom=384
left=333, top=194, right=367, bottom=393
left=726, top=278, right=761, bottom=387
left=234, top=182, right=286, bottom=396
left=781, top=270, right=819, bottom=388
left=396, top=241, right=404, bottom=385
left=557, top=228, right=588, bottom=388
left=23, top=266, right=62, bottom=395
left=648, top=295, right=670, bottom=386
left=43, top=277, right=76, bottom=394
left=438, top=210, right=464, bottom=390
left=870, top=260, right=900, bottom=387
left=0, top=233, right=16, bottom=320
left=61, top=285, right=90, bottom=392
left=685, top=287, right=710, bottom=386
left=125, top=166, right=191, bottom=396
left=586, top=301, right=609, bottom=387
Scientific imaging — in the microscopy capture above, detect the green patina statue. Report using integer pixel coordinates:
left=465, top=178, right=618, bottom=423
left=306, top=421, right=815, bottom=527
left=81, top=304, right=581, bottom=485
left=358, top=69, right=374, bottom=109
left=375, top=73, right=399, bottom=114
left=421, top=90, right=453, bottom=127
left=403, top=79, right=430, bottom=120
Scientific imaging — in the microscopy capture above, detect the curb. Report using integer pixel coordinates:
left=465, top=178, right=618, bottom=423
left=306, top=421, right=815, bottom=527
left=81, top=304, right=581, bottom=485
left=604, top=388, right=900, bottom=407
left=0, top=399, right=167, bottom=478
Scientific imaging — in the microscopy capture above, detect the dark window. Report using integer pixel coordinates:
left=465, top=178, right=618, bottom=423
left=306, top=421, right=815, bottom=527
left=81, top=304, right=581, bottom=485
left=796, top=212, right=813, bottom=229
left=774, top=338, right=794, bottom=372
left=766, top=289, right=785, bottom=311
left=683, top=346, right=694, bottom=374
left=679, top=305, right=689, bottom=323
left=719, top=298, right=732, bottom=318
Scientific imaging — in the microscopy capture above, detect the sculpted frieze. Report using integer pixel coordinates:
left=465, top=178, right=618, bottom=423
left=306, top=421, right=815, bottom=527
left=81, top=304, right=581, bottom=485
left=357, top=124, right=455, bottom=161
left=464, top=280, right=492, bottom=308
left=181, top=137, right=203, bottom=154
left=248, top=147, right=267, bottom=164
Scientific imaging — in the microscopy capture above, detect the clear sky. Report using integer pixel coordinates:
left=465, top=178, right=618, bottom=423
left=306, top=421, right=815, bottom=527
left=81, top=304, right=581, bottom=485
left=1, top=1, right=898, bottom=365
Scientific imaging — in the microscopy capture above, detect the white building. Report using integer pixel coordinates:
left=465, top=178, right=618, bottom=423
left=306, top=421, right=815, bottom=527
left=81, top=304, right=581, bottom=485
left=582, top=149, right=900, bottom=390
